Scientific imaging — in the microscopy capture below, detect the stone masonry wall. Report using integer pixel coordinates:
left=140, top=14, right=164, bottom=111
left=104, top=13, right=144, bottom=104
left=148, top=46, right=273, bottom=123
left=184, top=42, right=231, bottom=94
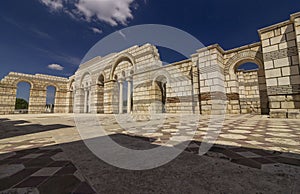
left=193, top=46, right=226, bottom=115
left=0, top=72, right=69, bottom=114
left=259, top=14, right=300, bottom=118
left=237, top=70, right=261, bottom=114
left=1, top=12, right=300, bottom=119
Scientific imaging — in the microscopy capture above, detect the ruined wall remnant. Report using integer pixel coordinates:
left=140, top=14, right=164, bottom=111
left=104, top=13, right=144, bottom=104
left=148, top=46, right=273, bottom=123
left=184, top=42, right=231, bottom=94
left=1, top=12, right=300, bottom=118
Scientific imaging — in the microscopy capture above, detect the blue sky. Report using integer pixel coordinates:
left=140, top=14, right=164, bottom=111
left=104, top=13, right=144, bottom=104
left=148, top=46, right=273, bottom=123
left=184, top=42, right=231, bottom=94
left=1, top=0, right=300, bottom=103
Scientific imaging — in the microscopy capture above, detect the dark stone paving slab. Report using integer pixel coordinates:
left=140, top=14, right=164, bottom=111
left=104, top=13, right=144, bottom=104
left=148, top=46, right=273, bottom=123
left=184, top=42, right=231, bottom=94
left=0, top=146, right=96, bottom=194
left=60, top=134, right=300, bottom=194
left=0, top=115, right=300, bottom=193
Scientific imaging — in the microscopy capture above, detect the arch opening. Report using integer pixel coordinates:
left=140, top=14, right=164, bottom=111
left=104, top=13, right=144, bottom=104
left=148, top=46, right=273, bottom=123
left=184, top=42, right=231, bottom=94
left=237, top=62, right=259, bottom=71
left=153, top=75, right=168, bottom=113
left=112, top=60, right=134, bottom=114
left=15, top=81, right=31, bottom=114
left=80, top=73, right=92, bottom=113
left=97, top=74, right=105, bottom=113
left=45, top=86, right=56, bottom=113
left=235, top=61, right=269, bottom=115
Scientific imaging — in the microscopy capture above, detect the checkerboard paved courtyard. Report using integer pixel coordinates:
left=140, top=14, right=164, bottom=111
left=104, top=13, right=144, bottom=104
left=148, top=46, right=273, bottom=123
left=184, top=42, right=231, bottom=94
left=0, top=114, right=299, bottom=193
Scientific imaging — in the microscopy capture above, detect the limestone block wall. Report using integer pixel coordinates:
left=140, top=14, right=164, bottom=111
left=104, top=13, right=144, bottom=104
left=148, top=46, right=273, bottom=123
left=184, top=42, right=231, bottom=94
left=237, top=70, right=261, bottom=114
left=162, top=60, right=197, bottom=114
left=1, top=12, right=300, bottom=119
left=95, top=84, right=104, bottom=114
left=0, top=72, right=69, bottom=114
left=193, top=45, right=226, bottom=115
left=258, top=14, right=300, bottom=118
left=74, top=43, right=161, bottom=114
left=132, top=72, right=153, bottom=113
left=0, top=82, right=17, bottom=115
left=223, top=43, right=266, bottom=115
left=132, top=58, right=198, bottom=114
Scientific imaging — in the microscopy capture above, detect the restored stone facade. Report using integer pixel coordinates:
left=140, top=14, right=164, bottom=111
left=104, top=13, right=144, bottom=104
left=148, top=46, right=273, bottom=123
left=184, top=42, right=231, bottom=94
left=1, top=12, right=300, bottom=118
left=0, top=72, right=69, bottom=114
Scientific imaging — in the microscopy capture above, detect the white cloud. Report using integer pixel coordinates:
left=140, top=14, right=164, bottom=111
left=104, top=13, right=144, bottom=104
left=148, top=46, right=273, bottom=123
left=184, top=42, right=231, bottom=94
left=48, top=64, right=64, bottom=71
left=39, top=0, right=63, bottom=11
left=90, top=27, right=102, bottom=34
left=38, top=0, right=137, bottom=26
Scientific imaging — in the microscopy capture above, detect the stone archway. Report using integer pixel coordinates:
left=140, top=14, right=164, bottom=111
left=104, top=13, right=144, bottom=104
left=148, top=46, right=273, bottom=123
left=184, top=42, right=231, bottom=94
left=45, top=85, right=57, bottom=113
left=0, top=72, right=69, bottom=114
left=224, top=50, right=269, bottom=114
left=152, top=75, right=168, bottom=113
left=109, top=53, right=136, bottom=80
left=14, top=80, right=32, bottom=114
left=110, top=54, right=135, bottom=114
left=80, top=72, right=92, bottom=113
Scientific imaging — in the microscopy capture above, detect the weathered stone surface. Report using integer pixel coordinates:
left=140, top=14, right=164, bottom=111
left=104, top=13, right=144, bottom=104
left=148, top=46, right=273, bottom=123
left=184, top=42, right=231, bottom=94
left=1, top=12, right=300, bottom=119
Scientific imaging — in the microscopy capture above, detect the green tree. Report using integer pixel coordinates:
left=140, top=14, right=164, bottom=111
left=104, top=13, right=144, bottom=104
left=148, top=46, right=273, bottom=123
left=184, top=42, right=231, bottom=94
left=15, top=98, right=28, bottom=109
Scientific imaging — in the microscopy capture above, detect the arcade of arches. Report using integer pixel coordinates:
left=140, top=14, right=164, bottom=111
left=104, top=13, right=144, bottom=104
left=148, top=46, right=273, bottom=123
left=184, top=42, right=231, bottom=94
left=1, top=12, right=300, bottom=119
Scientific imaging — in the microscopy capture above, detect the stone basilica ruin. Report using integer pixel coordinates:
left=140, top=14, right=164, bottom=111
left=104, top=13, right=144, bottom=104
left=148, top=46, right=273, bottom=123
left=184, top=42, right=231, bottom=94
left=1, top=12, right=300, bottom=119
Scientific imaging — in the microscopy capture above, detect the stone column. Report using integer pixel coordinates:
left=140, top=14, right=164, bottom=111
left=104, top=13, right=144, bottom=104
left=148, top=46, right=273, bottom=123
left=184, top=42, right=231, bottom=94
left=127, top=79, right=132, bottom=113
left=119, top=80, right=123, bottom=114
left=84, top=89, right=87, bottom=113
left=84, top=88, right=90, bottom=113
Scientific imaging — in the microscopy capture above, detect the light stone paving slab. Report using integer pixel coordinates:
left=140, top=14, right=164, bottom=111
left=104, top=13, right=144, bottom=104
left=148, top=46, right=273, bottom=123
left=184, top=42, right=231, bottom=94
left=31, top=167, right=61, bottom=177
left=0, top=114, right=300, bottom=193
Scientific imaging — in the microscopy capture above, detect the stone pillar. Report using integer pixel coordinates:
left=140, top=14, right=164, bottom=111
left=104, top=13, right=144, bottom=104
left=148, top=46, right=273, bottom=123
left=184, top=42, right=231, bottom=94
left=293, top=14, right=300, bottom=64
left=192, top=66, right=200, bottom=114
left=119, top=80, right=123, bottom=114
left=28, top=88, right=47, bottom=114
left=291, top=15, right=300, bottom=119
left=196, top=45, right=226, bottom=115
left=127, top=79, right=132, bottom=113
left=90, top=84, right=98, bottom=114
left=259, top=16, right=300, bottom=118
left=0, top=84, right=17, bottom=114
left=190, top=56, right=201, bottom=114
left=103, top=80, right=117, bottom=114
left=96, top=83, right=104, bottom=114
left=237, top=71, right=247, bottom=114
left=66, top=91, right=74, bottom=113
left=54, top=90, right=68, bottom=113
left=74, top=88, right=84, bottom=113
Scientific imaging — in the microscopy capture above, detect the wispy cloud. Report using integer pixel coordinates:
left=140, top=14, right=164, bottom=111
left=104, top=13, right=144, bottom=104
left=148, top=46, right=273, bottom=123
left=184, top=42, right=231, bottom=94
left=30, top=28, right=53, bottom=40
left=118, top=30, right=126, bottom=39
left=32, top=46, right=82, bottom=66
left=38, top=0, right=138, bottom=26
left=2, top=16, right=53, bottom=40
left=2, top=16, right=23, bottom=29
left=48, top=63, right=64, bottom=71
left=90, top=27, right=102, bottom=34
